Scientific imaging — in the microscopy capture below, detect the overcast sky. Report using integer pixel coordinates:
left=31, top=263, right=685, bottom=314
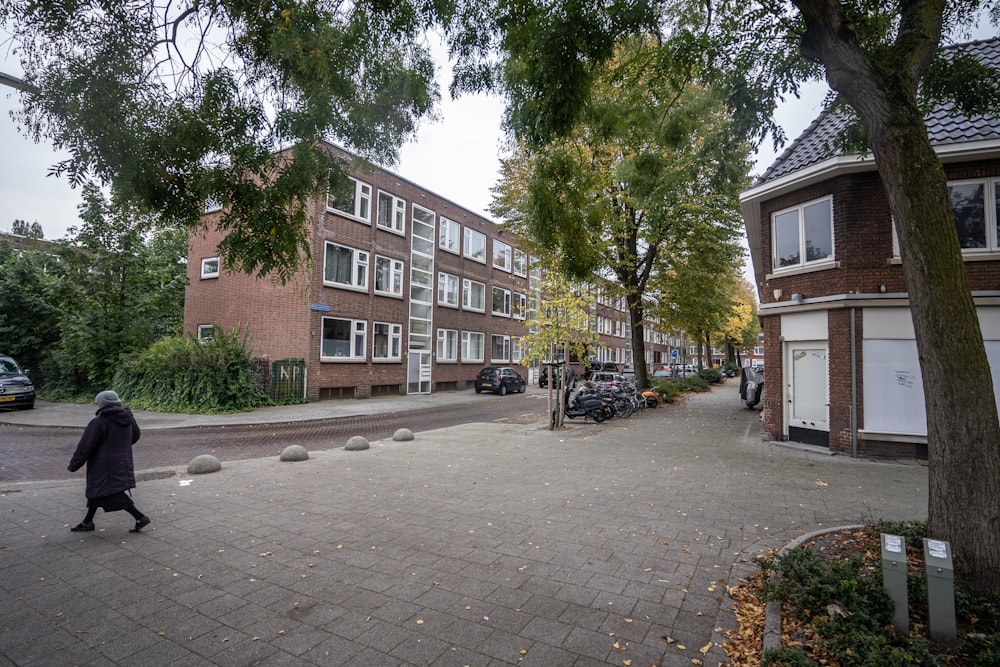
left=0, top=58, right=826, bottom=242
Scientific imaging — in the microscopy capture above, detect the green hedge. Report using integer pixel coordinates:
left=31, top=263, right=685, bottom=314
left=113, top=328, right=271, bottom=413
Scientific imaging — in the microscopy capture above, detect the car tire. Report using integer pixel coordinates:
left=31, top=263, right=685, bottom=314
left=18, top=402, right=34, bottom=410
left=475, top=387, right=482, bottom=394
left=499, top=384, right=508, bottom=396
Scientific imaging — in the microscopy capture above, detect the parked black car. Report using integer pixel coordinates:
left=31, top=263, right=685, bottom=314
left=584, top=361, right=620, bottom=379
left=474, top=367, right=527, bottom=395
left=0, top=354, right=35, bottom=410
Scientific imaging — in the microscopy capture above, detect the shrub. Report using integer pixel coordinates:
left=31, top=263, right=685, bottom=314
left=113, top=327, right=271, bottom=413
left=698, top=367, right=723, bottom=383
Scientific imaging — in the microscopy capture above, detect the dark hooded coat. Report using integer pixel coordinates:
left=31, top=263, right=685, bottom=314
left=68, top=405, right=141, bottom=500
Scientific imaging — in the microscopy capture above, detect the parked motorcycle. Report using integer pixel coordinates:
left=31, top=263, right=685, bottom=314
left=564, top=383, right=615, bottom=422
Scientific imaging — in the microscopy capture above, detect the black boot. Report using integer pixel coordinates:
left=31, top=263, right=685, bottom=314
left=129, top=516, right=151, bottom=533
left=71, top=521, right=95, bottom=532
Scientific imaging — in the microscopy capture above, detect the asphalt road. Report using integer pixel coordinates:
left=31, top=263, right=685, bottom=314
left=0, top=394, right=549, bottom=484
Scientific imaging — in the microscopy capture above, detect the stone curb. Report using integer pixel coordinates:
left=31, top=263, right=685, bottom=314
left=762, top=524, right=866, bottom=653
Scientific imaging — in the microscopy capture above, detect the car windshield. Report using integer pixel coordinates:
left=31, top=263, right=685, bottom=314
left=0, top=358, right=22, bottom=376
left=480, top=368, right=499, bottom=379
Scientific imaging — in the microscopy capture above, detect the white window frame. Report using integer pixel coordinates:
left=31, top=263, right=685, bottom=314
left=944, top=178, right=1000, bottom=253
left=200, top=257, right=220, bottom=279
left=372, top=322, right=403, bottom=361
left=513, top=249, right=528, bottom=277
left=327, top=176, right=372, bottom=223
left=771, top=196, right=834, bottom=272
left=197, top=324, right=215, bottom=340
left=436, top=328, right=458, bottom=362
left=492, top=286, right=511, bottom=317
left=463, top=227, right=487, bottom=263
left=439, top=217, right=462, bottom=254
left=462, top=278, right=486, bottom=312
left=462, top=331, right=485, bottom=363
left=438, top=272, right=460, bottom=307
left=321, top=317, right=367, bottom=361
left=511, top=336, right=525, bottom=364
left=323, top=241, right=369, bottom=290
left=492, top=239, right=512, bottom=272
left=374, top=255, right=404, bottom=297
left=491, top=334, right=511, bottom=363
left=512, top=292, right=527, bottom=320
left=376, top=190, right=406, bottom=235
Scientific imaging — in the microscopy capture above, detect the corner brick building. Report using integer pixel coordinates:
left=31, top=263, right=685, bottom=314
left=740, top=39, right=1000, bottom=457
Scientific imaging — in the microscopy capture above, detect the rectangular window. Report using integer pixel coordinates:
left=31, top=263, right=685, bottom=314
left=772, top=197, right=833, bottom=270
left=492, top=286, right=511, bottom=317
left=512, top=292, right=527, bottom=320
left=324, top=242, right=369, bottom=290
left=376, top=191, right=406, bottom=235
left=327, top=175, right=372, bottom=222
left=461, top=331, right=484, bottom=363
left=200, top=257, right=220, bottom=279
left=439, top=217, right=461, bottom=254
left=372, top=322, right=402, bottom=360
left=464, top=227, right=487, bottom=262
left=197, top=324, right=215, bottom=340
left=491, top=334, right=511, bottom=362
left=492, top=240, right=512, bottom=271
left=462, top=278, right=486, bottom=311
left=321, top=317, right=366, bottom=360
left=374, top=256, right=404, bottom=296
left=513, top=249, right=528, bottom=276
left=437, top=328, right=458, bottom=361
left=511, top=336, right=524, bottom=364
left=438, top=272, right=460, bottom=307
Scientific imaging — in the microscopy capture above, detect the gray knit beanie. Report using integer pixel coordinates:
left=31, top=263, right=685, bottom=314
left=95, top=390, right=122, bottom=408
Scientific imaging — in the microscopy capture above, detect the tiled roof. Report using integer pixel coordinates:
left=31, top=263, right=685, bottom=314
left=757, top=37, right=1000, bottom=185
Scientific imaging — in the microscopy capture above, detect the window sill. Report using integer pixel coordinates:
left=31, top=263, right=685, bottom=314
left=372, top=358, right=402, bottom=363
left=374, top=291, right=405, bottom=300
left=320, top=357, right=366, bottom=363
left=858, top=429, right=927, bottom=443
left=888, top=251, right=1000, bottom=264
left=766, top=260, right=840, bottom=280
left=376, top=225, right=406, bottom=237
left=323, top=283, right=369, bottom=293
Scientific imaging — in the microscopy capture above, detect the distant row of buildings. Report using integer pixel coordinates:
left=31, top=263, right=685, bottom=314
left=184, top=145, right=757, bottom=402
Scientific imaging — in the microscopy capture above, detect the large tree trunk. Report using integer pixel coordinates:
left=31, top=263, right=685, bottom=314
left=794, top=0, right=1000, bottom=591
left=628, top=298, right=650, bottom=388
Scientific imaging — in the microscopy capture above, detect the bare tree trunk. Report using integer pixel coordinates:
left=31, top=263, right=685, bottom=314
left=794, top=0, right=1000, bottom=591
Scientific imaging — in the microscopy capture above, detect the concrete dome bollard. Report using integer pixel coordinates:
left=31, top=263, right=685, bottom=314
left=393, top=428, right=415, bottom=442
left=345, top=435, right=370, bottom=451
left=279, top=445, right=309, bottom=462
left=187, top=454, right=222, bottom=474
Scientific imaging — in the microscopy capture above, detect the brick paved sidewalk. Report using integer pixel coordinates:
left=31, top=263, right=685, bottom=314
left=0, top=386, right=928, bottom=666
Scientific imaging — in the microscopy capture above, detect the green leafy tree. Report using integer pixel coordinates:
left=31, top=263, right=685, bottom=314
left=491, top=37, right=750, bottom=389
left=517, top=259, right=596, bottom=428
left=0, top=238, right=61, bottom=375
left=45, top=184, right=188, bottom=396
left=454, top=0, right=1000, bottom=594
left=1, top=0, right=441, bottom=282
left=9, top=219, right=43, bottom=238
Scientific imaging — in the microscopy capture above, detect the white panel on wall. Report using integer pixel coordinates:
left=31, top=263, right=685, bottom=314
left=863, top=308, right=914, bottom=339
left=781, top=311, right=827, bottom=341
left=863, top=338, right=1000, bottom=436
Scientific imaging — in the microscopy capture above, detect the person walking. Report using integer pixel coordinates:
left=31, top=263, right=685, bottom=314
left=68, top=390, right=151, bottom=533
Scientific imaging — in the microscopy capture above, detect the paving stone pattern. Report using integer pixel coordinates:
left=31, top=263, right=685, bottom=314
left=0, top=387, right=928, bottom=666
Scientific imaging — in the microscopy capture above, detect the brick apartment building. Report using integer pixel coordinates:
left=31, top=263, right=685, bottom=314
left=740, top=38, right=1000, bottom=457
left=184, top=143, right=670, bottom=401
